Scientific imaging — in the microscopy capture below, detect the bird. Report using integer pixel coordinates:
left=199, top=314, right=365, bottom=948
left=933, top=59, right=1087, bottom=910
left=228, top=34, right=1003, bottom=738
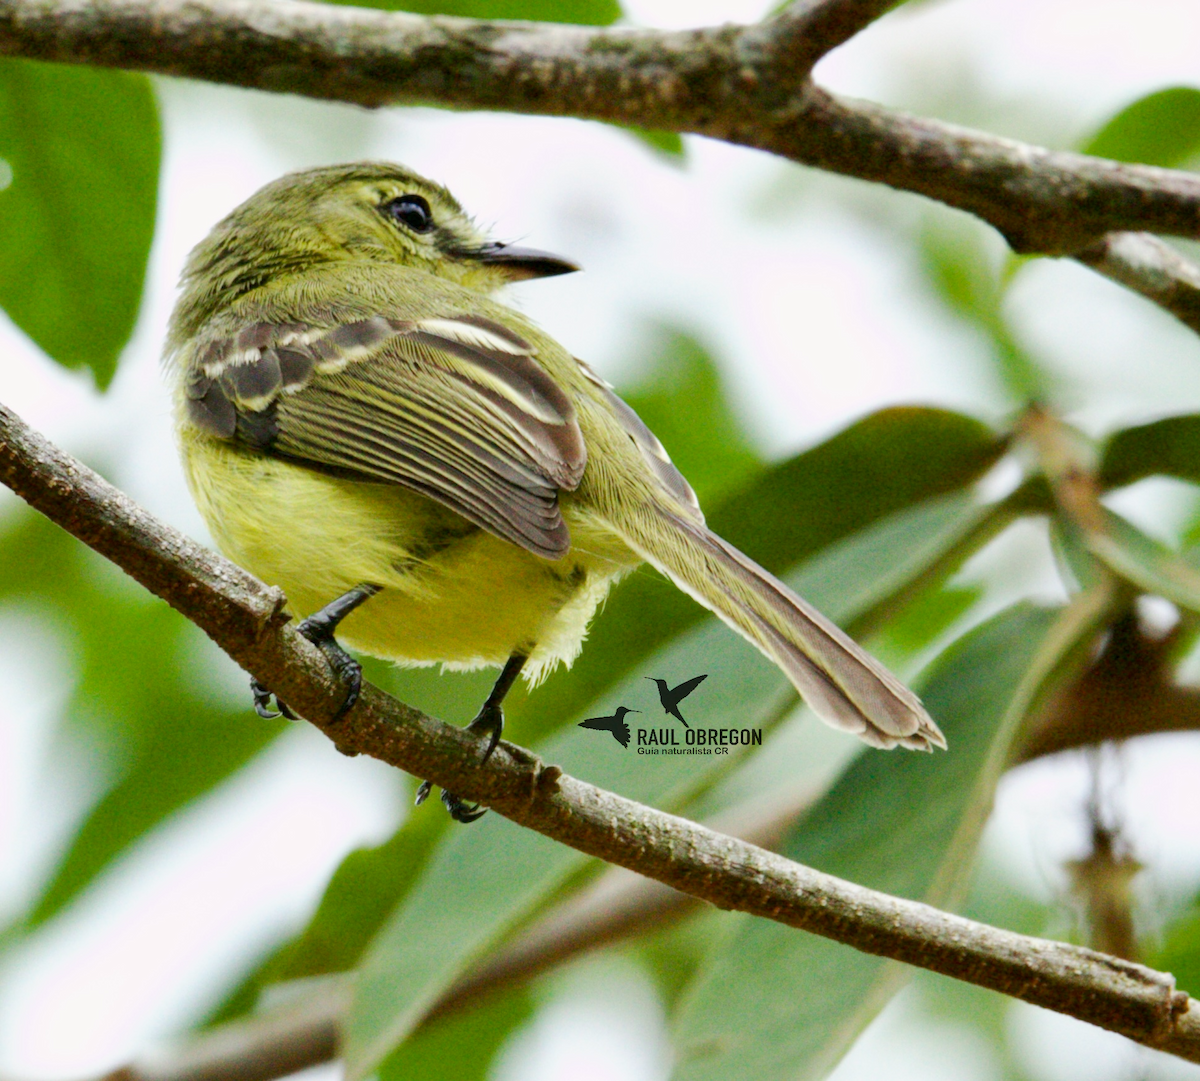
left=165, top=162, right=945, bottom=822
left=578, top=707, right=639, bottom=747
left=647, top=674, right=707, bottom=727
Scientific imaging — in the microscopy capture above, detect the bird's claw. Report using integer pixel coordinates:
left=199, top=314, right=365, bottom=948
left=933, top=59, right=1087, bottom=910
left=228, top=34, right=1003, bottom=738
left=466, top=702, right=504, bottom=763
left=295, top=613, right=363, bottom=724
left=441, top=789, right=488, bottom=823
left=414, top=779, right=487, bottom=823
left=250, top=677, right=297, bottom=720
left=413, top=708, right=503, bottom=824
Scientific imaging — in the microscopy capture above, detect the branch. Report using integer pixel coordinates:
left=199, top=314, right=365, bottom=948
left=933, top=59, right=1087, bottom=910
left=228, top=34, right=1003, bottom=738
left=3, top=0, right=1200, bottom=252
left=97, top=986, right=347, bottom=1081
left=1075, top=233, right=1200, bottom=338
left=740, top=0, right=897, bottom=84
left=4, top=403, right=1200, bottom=1063
left=91, top=788, right=819, bottom=1081
left=78, top=687, right=1200, bottom=1081
left=1015, top=610, right=1200, bottom=763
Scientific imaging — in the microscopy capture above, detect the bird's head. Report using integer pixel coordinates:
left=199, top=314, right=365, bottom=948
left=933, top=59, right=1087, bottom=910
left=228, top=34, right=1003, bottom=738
left=614, top=707, right=641, bottom=718
left=175, top=162, right=578, bottom=331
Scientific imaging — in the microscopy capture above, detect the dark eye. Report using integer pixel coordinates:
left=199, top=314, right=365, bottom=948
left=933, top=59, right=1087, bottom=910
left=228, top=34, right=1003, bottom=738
left=386, top=194, right=434, bottom=233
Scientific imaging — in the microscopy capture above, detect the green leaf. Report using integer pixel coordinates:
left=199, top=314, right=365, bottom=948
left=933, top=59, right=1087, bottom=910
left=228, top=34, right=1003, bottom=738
left=1149, top=902, right=1200, bottom=998
left=378, top=986, right=534, bottom=1081
left=316, top=0, right=620, bottom=23
left=342, top=487, right=997, bottom=1078
left=1082, top=87, right=1200, bottom=169
left=1078, top=508, right=1200, bottom=614
left=1098, top=414, right=1200, bottom=490
left=619, top=328, right=765, bottom=504
left=0, top=59, right=159, bottom=387
left=29, top=706, right=283, bottom=927
left=0, top=509, right=284, bottom=928
left=513, top=407, right=1005, bottom=742
left=671, top=602, right=1082, bottom=1081
left=917, top=217, right=1048, bottom=403
left=343, top=614, right=792, bottom=1077
left=207, top=783, right=450, bottom=1025
left=621, top=125, right=686, bottom=160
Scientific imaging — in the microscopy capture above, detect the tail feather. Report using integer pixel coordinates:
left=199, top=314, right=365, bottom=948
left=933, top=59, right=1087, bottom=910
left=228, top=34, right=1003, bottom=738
left=619, top=509, right=945, bottom=752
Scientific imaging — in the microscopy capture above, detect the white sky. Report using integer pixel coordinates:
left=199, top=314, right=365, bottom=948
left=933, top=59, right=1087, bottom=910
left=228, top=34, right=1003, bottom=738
left=3, top=0, right=1200, bottom=1078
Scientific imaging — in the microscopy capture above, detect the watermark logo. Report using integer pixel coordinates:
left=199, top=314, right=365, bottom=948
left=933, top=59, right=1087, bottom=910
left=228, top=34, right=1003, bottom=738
left=577, top=673, right=764, bottom=756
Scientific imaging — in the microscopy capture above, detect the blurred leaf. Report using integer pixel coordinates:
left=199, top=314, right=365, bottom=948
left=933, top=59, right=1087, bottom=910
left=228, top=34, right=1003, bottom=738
left=343, top=610, right=794, bottom=1077
left=318, top=0, right=620, bottom=22
left=620, top=328, right=765, bottom=504
left=1098, top=414, right=1200, bottom=490
left=0, top=59, right=159, bottom=388
left=671, top=603, right=1078, bottom=1081
left=29, top=706, right=283, bottom=927
left=1082, top=86, right=1200, bottom=169
left=918, top=217, right=1048, bottom=402
left=1073, top=507, right=1200, bottom=614
left=222, top=484, right=983, bottom=1046
left=1049, top=516, right=1109, bottom=595
left=207, top=791, right=449, bottom=1025
left=0, top=509, right=285, bottom=928
left=342, top=481, right=993, bottom=1077
left=872, top=583, right=979, bottom=657
left=621, top=125, right=686, bottom=160
left=1149, top=902, right=1200, bottom=997
left=514, top=407, right=1006, bottom=741
left=379, top=986, right=534, bottom=1081
left=639, top=908, right=730, bottom=1013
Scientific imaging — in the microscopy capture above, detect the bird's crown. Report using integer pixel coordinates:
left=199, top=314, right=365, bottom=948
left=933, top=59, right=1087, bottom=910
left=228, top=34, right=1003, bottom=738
left=171, top=161, right=577, bottom=339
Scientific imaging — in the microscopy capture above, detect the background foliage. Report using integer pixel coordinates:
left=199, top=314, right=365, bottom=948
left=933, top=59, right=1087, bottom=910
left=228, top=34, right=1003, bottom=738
left=4, top=1, right=1200, bottom=1079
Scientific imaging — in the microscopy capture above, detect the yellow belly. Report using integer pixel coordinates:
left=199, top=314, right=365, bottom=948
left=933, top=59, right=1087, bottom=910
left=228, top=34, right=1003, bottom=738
left=181, top=432, right=640, bottom=682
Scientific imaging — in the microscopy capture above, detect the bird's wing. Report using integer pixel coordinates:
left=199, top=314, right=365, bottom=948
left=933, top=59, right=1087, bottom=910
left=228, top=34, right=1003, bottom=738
left=573, top=357, right=703, bottom=522
left=184, top=313, right=586, bottom=559
left=670, top=673, right=708, bottom=701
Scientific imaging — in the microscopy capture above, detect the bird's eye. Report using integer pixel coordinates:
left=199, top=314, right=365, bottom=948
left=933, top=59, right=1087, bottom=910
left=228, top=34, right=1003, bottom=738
left=386, top=194, right=434, bottom=234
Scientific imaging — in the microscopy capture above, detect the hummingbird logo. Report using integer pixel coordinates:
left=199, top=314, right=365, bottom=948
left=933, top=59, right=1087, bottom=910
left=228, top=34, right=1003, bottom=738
left=577, top=706, right=639, bottom=747
left=646, top=674, right=708, bottom=727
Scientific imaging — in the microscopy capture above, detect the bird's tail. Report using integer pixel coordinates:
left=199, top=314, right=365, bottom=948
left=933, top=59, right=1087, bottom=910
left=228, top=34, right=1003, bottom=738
left=615, top=507, right=945, bottom=751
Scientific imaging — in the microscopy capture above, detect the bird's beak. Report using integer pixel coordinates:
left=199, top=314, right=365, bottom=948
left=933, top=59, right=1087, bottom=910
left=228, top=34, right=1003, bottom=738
left=465, top=241, right=580, bottom=281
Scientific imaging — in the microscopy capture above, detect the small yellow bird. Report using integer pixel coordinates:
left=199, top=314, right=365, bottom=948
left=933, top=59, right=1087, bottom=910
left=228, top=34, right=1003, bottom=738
left=166, top=162, right=944, bottom=821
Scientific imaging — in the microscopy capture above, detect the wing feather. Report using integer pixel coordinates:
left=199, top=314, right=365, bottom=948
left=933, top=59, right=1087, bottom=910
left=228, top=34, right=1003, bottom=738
left=186, top=313, right=586, bottom=559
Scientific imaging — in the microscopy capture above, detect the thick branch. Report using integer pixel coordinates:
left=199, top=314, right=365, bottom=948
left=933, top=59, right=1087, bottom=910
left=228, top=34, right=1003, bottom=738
left=2, top=0, right=1200, bottom=252
left=4, top=404, right=1200, bottom=1061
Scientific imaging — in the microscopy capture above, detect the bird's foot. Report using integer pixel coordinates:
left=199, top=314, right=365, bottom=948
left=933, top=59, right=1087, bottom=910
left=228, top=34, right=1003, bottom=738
left=246, top=584, right=379, bottom=725
left=414, top=780, right=488, bottom=824
left=249, top=676, right=297, bottom=721
left=245, top=619, right=361, bottom=723
left=467, top=700, right=505, bottom=764
left=296, top=611, right=364, bottom=724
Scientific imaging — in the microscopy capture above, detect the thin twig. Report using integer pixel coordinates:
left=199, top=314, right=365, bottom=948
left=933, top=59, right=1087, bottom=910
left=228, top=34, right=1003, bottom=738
left=3, top=402, right=1200, bottom=1061
left=97, top=986, right=347, bottom=1081
left=2, top=0, right=1200, bottom=252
